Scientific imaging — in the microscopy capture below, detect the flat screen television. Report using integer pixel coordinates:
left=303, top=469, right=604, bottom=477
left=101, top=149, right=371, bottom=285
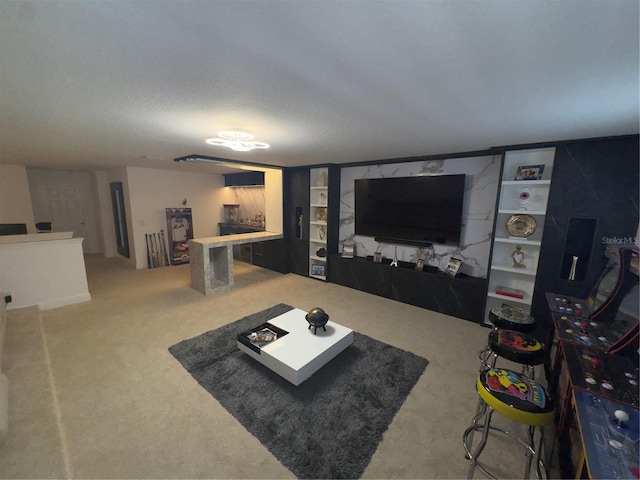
left=355, top=174, right=466, bottom=246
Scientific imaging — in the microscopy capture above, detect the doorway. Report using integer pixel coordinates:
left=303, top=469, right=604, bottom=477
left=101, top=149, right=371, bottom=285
left=110, top=182, right=130, bottom=258
left=27, top=168, right=99, bottom=253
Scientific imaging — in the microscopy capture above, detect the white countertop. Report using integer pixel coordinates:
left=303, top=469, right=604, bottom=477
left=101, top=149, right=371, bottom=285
left=0, top=232, right=75, bottom=245
left=189, top=231, right=283, bottom=247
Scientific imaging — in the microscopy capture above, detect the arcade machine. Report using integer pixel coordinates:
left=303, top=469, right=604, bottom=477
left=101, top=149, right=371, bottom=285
left=546, top=245, right=639, bottom=479
left=548, top=245, right=639, bottom=362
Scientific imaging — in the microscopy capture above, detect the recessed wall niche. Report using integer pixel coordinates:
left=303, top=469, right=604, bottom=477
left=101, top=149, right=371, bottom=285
left=560, top=217, right=597, bottom=281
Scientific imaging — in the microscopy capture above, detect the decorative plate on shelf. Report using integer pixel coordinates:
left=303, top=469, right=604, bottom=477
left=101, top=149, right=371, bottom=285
left=505, top=214, right=537, bottom=237
left=315, top=207, right=327, bottom=221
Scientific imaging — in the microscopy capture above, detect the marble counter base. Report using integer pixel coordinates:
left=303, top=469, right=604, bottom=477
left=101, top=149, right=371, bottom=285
left=189, top=232, right=283, bottom=295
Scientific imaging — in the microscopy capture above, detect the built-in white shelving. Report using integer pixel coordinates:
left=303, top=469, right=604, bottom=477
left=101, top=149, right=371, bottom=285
left=309, top=168, right=329, bottom=280
left=484, top=147, right=556, bottom=325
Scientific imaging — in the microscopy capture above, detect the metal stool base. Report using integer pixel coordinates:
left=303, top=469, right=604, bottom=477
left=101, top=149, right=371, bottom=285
left=463, top=405, right=548, bottom=480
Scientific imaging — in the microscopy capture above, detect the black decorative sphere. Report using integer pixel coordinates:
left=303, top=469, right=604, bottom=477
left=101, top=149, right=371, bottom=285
left=306, top=307, right=329, bottom=334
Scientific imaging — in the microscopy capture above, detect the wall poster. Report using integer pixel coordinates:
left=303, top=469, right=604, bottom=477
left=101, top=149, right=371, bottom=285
left=166, top=208, right=193, bottom=265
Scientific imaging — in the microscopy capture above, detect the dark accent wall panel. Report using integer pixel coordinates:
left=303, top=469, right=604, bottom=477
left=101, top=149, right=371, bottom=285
left=284, top=168, right=310, bottom=276
left=532, top=135, right=639, bottom=330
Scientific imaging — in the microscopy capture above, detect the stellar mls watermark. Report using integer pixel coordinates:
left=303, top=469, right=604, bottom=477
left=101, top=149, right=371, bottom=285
left=602, top=236, right=639, bottom=245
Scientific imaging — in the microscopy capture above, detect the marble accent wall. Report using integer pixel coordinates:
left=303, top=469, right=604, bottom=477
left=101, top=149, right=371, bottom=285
left=339, top=155, right=501, bottom=278
left=226, top=187, right=266, bottom=224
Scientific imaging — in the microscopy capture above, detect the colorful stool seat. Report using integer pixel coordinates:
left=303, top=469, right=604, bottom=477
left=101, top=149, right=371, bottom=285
left=489, top=305, right=536, bottom=332
left=480, top=307, right=541, bottom=376
left=477, top=368, right=555, bottom=426
left=487, top=329, right=546, bottom=367
left=463, top=368, right=555, bottom=479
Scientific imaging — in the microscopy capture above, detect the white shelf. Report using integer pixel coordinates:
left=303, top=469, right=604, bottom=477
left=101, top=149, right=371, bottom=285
left=490, top=264, right=537, bottom=276
left=502, top=180, right=551, bottom=186
left=498, top=209, right=546, bottom=215
left=484, top=147, right=555, bottom=325
left=494, top=237, right=542, bottom=246
left=309, top=167, right=329, bottom=281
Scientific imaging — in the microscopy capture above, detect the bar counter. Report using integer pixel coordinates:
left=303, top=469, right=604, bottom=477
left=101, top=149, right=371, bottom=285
left=188, top=231, right=283, bottom=295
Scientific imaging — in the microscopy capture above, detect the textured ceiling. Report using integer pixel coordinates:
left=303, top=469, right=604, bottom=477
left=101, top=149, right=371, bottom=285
left=0, top=0, right=638, bottom=174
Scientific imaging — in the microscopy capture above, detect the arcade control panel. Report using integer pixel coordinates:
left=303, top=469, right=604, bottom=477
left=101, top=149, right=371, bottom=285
left=563, top=343, right=639, bottom=408
left=573, top=389, right=639, bottom=480
left=552, top=312, right=620, bottom=351
left=547, top=293, right=592, bottom=316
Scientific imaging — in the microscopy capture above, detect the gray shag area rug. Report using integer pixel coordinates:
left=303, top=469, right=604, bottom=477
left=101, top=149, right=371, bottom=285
left=168, top=303, right=428, bottom=479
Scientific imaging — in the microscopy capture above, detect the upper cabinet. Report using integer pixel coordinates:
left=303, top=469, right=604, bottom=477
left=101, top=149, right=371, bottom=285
left=223, top=171, right=265, bottom=187
left=309, top=167, right=329, bottom=280
left=484, top=147, right=556, bottom=324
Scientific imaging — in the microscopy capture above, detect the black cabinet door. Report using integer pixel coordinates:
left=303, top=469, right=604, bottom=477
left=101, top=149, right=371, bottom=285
left=330, top=255, right=391, bottom=298
left=252, top=239, right=289, bottom=273
left=390, top=267, right=422, bottom=306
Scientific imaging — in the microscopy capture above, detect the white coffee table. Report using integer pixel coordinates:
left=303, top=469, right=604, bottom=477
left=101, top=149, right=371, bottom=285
left=237, top=308, right=354, bottom=385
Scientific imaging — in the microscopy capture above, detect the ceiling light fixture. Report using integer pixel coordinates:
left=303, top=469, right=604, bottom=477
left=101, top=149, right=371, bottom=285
left=205, top=130, right=270, bottom=152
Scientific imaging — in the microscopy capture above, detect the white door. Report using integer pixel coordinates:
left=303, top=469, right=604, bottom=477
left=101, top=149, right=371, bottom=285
left=28, top=169, right=99, bottom=254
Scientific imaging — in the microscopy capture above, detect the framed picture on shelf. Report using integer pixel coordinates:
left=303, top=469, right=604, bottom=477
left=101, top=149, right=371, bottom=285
left=311, top=264, right=326, bottom=276
left=341, top=243, right=355, bottom=258
left=373, top=251, right=383, bottom=263
left=514, top=164, right=545, bottom=181
left=445, top=257, right=463, bottom=278
left=415, top=258, right=425, bottom=271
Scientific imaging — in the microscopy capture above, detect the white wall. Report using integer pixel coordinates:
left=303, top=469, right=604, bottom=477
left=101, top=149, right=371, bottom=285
left=265, top=169, right=283, bottom=233
left=0, top=237, right=91, bottom=310
left=0, top=165, right=36, bottom=233
left=126, top=167, right=226, bottom=269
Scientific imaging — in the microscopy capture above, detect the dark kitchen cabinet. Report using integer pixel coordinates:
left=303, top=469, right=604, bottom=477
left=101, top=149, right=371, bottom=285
left=252, top=239, right=288, bottom=273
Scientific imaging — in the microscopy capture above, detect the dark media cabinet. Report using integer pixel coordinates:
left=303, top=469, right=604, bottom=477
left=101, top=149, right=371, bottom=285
left=329, top=254, right=487, bottom=324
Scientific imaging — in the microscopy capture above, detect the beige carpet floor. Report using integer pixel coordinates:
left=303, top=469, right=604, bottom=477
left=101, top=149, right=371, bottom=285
left=0, top=254, right=558, bottom=479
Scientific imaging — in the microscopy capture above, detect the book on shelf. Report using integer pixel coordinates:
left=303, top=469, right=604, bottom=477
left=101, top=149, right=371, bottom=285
left=495, top=286, right=525, bottom=299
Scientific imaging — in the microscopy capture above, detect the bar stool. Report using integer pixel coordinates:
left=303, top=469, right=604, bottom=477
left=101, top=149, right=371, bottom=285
left=479, top=306, right=540, bottom=375
left=488, top=306, right=537, bottom=333
left=463, top=367, right=555, bottom=479
left=480, top=329, right=546, bottom=377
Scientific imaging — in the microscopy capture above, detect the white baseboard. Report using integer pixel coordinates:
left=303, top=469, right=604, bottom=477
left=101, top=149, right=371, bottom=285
left=38, top=293, right=92, bottom=311
left=0, top=374, right=8, bottom=448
